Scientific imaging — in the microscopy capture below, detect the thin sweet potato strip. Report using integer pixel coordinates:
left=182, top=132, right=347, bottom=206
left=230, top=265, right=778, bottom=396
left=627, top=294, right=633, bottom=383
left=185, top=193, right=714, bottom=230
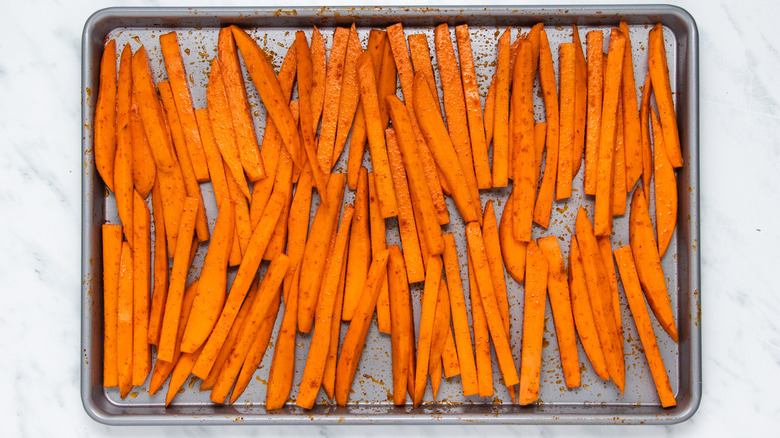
left=96, top=39, right=117, bottom=191
left=517, top=240, right=548, bottom=405
left=618, top=22, right=643, bottom=189
left=533, top=31, right=559, bottom=228
left=648, top=24, right=683, bottom=168
left=651, top=110, right=678, bottom=257
left=316, top=26, right=350, bottom=172
left=584, top=31, right=603, bottom=196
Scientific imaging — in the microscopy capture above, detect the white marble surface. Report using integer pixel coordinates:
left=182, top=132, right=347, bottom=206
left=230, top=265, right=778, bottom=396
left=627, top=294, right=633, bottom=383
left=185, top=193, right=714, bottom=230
left=1, top=0, right=779, bottom=436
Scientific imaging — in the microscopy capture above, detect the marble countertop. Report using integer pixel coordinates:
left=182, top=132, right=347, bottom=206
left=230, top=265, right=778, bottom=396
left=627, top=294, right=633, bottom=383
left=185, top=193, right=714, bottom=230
left=2, top=0, right=779, bottom=436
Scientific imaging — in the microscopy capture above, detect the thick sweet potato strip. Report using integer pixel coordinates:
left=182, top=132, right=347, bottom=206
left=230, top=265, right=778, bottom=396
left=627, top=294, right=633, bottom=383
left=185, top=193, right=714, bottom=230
left=387, top=246, right=412, bottom=405
left=310, top=26, right=327, bottom=131
left=510, top=40, right=537, bottom=244
left=598, top=235, right=623, bottom=342
left=130, top=94, right=156, bottom=198
left=613, top=246, right=677, bottom=408
left=298, top=173, right=346, bottom=333
left=534, top=122, right=547, bottom=184
left=334, top=249, right=390, bottom=406
left=358, top=52, right=398, bottom=218
left=116, top=241, right=134, bottom=398
left=455, top=24, right=492, bottom=189
left=147, top=181, right=168, bottom=346
left=429, top=279, right=452, bottom=399
left=322, top=235, right=350, bottom=400
left=572, top=25, right=588, bottom=179
left=533, top=31, right=559, bottom=228
left=648, top=24, right=683, bottom=168
left=192, top=192, right=286, bottom=379
left=297, top=207, right=354, bottom=409
left=131, top=47, right=175, bottom=174
left=557, top=43, right=576, bottom=200
left=485, top=33, right=527, bottom=144
left=482, top=201, right=509, bottom=337
left=413, top=255, right=442, bottom=407
left=368, top=173, right=392, bottom=334
left=332, top=25, right=363, bottom=166
left=102, top=224, right=122, bottom=387
left=263, top=111, right=296, bottom=261
left=284, top=163, right=313, bottom=292
left=575, top=207, right=625, bottom=393
left=159, top=32, right=210, bottom=181
left=224, top=157, right=252, bottom=257
left=629, top=188, right=678, bottom=341
left=517, top=240, right=548, bottom=405
left=435, top=24, right=482, bottom=217
left=115, top=44, right=134, bottom=247
left=651, top=110, right=678, bottom=257
left=618, top=22, right=642, bottom=189
left=413, top=74, right=479, bottom=223
left=386, top=23, right=449, bottom=224
left=584, top=31, right=603, bottom=195
left=537, top=236, right=581, bottom=389
left=441, top=331, right=460, bottom=379
left=640, top=72, right=653, bottom=205
left=96, top=39, right=117, bottom=191
left=612, top=93, right=628, bottom=216
left=408, top=34, right=441, bottom=117
left=492, top=28, right=511, bottom=187
left=385, top=129, right=425, bottom=283
left=343, top=168, right=371, bottom=320
left=315, top=26, right=349, bottom=172
left=467, top=250, right=493, bottom=397
left=499, top=192, right=528, bottom=283
left=386, top=97, right=445, bottom=256
left=131, top=192, right=151, bottom=386
left=266, top=265, right=300, bottom=410
left=466, top=223, right=520, bottom=388
left=594, top=30, right=626, bottom=236
left=569, top=237, right=609, bottom=380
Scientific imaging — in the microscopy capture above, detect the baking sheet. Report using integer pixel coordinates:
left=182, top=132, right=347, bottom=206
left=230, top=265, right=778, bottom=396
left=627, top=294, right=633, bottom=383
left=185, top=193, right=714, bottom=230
left=81, top=5, right=700, bottom=425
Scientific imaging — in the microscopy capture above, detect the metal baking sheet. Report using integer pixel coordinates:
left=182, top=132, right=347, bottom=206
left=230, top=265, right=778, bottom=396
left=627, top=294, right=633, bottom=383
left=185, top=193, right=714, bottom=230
left=81, top=6, right=700, bottom=425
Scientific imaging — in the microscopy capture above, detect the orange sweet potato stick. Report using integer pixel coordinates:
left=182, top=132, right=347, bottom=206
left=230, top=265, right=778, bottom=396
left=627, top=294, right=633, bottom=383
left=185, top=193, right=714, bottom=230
left=157, top=197, right=199, bottom=363
left=533, top=31, right=560, bottom=228
left=210, top=255, right=288, bottom=404
left=310, top=26, right=327, bottom=132
left=216, top=28, right=267, bottom=182
left=322, top=232, right=350, bottom=401
left=618, top=22, right=642, bottom=190
left=191, top=191, right=286, bottom=379
left=435, top=23, right=483, bottom=217
left=613, top=246, right=677, bottom=408
left=333, top=25, right=364, bottom=167
left=102, top=224, right=122, bottom=388
left=147, top=180, right=168, bottom=346
left=114, top=44, right=134, bottom=247
left=265, top=265, right=300, bottom=410
left=429, top=279, right=453, bottom=400
left=408, top=34, right=442, bottom=117
left=629, top=187, right=678, bottom=342
left=572, top=25, right=588, bottom=179
left=130, top=94, right=156, bottom=198
left=159, top=32, right=211, bottom=182
left=368, top=173, right=392, bottom=334
left=594, top=29, right=626, bottom=237
left=517, top=240, right=548, bottom=405
left=386, top=23, right=450, bottom=225
left=296, top=206, right=354, bottom=409
left=358, top=53, right=399, bottom=218
left=485, top=33, right=527, bottom=144
left=537, top=236, right=581, bottom=389
left=467, top=249, right=494, bottom=397
left=612, top=92, right=628, bottom=216
left=224, top=156, right=252, bottom=257
left=413, top=255, right=442, bottom=407
left=131, top=192, right=151, bottom=386
left=95, top=39, right=117, bottom=191
left=482, top=201, right=510, bottom=338
left=158, top=81, right=209, bottom=242
left=568, top=236, right=610, bottom=380
left=334, top=249, right=391, bottom=406
left=651, top=110, right=678, bottom=257
left=163, top=344, right=202, bottom=406
left=413, top=74, right=480, bottom=224
left=640, top=72, right=653, bottom=205
left=484, top=76, right=496, bottom=147
left=598, top=235, right=623, bottom=343
left=492, top=28, right=512, bottom=188
left=534, top=122, right=548, bottom=184
left=206, top=58, right=250, bottom=199
left=584, top=31, right=604, bottom=196
left=499, top=191, right=528, bottom=284
left=455, top=24, right=492, bottom=189
left=116, top=241, right=134, bottom=399
left=557, top=42, right=576, bottom=200
left=154, top=124, right=187, bottom=254
left=441, top=331, right=460, bottom=379
left=575, top=207, right=625, bottom=393
left=648, top=24, right=683, bottom=168
left=376, top=34, right=397, bottom=128
left=386, top=97, right=445, bottom=256
left=316, top=27, right=349, bottom=172
left=180, top=199, right=234, bottom=353
left=466, top=223, right=520, bottom=389
left=263, top=108, right=296, bottom=261
left=387, top=245, right=413, bottom=405
left=343, top=168, right=372, bottom=320
left=511, top=39, right=537, bottom=242
left=283, top=166, right=312, bottom=292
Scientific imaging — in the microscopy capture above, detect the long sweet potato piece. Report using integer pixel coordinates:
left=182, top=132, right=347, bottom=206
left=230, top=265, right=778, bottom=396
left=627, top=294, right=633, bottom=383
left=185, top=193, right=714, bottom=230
left=130, top=93, right=156, bottom=198
left=557, top=42, right=576, bottom=200
left=310, top=26, right=327, bottom=132
left=467, top=250, right=493, bottom=397
left=429, top=278, right=452, bottom=400
left=343, top=168, right=371, bottom=320
left=131, top=192, right=151, bottom=386
left=316, top=27, right=349, bottom=172
left=584, top=31, right=603, bottom=196
left=598, top=235, right=623, bottom=342
left=408, top=34, right=441, bottom=117
left=533, top=31, right=559, bottom=228
left=572, top=25, right=588, bottom=179
left=322, top=235, right=351, bottom=400
left=116, top=241, right=134, bottom=398
left=629, top=188, right=678, bottom=342
left=613, top=246, right=677, bottom=408
left=265, top=265, right=300, bottom=410
left=368, top=173, right=392, bottom=334
left=534, top=122, right=547, bottom=184
left=333, top=25, right=363, bottom=167
left=482, top=201, right=509, bottom=337
left=102, top=224, right=122, bottom=387
left=147, top=180, right=169, bottom=345
left=114, top=44, right=134, bottom=247
left=499, top=191, right=528, bottom=284
left=492, top=28, right=511, bottom=188
left=612, top=94, right=628, bottom=216
left=517, top=240, right=548, bottom=405
left=537, top=236, right=581, bottom=389
left=511, top=39, right=537, bottom=240
left=387, top=245, right=412, bottom=405
left=618, top=22, right=642, bottom=190
left=648, top=24, right=683, bottom=168
left=651, top=110, right=678, bottom=257
left=413, top=255, right=442, bottom=407
left=284, top=163, right=313, bottom=293
left=640, top=72, right=653, bottom=205
left=95, top=39, right=117, bottom=191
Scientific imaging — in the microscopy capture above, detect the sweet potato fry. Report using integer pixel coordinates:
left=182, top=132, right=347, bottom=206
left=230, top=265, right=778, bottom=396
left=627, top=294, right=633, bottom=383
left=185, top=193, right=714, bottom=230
left=594, top=30, right=626, bottom=237
left=322, top=233, right=350, bottom=400
left=102, top=224, right=122, bottom=387
left=385, top=129, right=425, bottom=283
left=534, top=122, right=547, bottom=184
left=648, top=24, right=683, bottom=168
left=147, top=180, right=168, bottom=346
left=266, top=265, right=300, bottom=411
left=533, top=31, right=559, bottom=228
left=455, top=24, right=492, bottom=189
left=116, top=241, right=133, bottom=399
left=316, top=27, right=349, bottom=172
left=618, top=22, right=642, bottom=190
left=310, top=26, right=327, bottom=131
left=575, top=207, right=625, bottom=393
left=334, top=249, right=390, bottom=406
left=284, top=164, right=313, bottom=292
left=467, top=250, right=493, bottom=397
left=613, top=246, right=677, bottom=408
left=376, top=33, right=397, bottom=128
left=629, top=188, right=678, bottom=342
left=408, top=34, right=441, bottom=117
left=368, top=172, right=392, bottom=334
left=332, top=25, right=363, bottom=167
left=429, top=279, right=452, bottom=400
left=537, top=236, right=580, bottom=389
left=511, top=39, right=537, bottom=240
left=651, top=110, right=678, bottom=257
left=584, top=31, right=603, bottom=196
left=96, top=39, right=117, bottom=191
left=342, top=168, right=372, bottom=320
left=358, top=52, right=398, bottom=218
left=387, top=245, right=413, bottom=405
left=499, top=191, right=528, bottom=283
left=114, top=44, right=134, bottom=247
left=517, top=240, right=548, bottom=405
left=568, top=236, right=609, bottom=380
left=413, top=255, right=442, bottom=407
left=130, top=94, right=156, bottom=198
left=164, top=345, right=202, bottom=407
left=572, top=25, right=587, bottom=179
left=482, top=201, right=509, bottom=337
left=640, top=72, right=653, bottom=205
left=612, top=94, right=628, bottom=216
left=441, top=330, right=460, bottom=379
left=492, top=28, right=511, bottom=188
left=131, top=192, right=151, bottom=386
left=598, top=235, right=623, bottom=342
left=557, top=42, right=576, bottom=200
left=159, top=31, right=210, bottom=182
left=263, top=115, right=296, bottom=261
left=224, top=156, right=252, bottom=257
